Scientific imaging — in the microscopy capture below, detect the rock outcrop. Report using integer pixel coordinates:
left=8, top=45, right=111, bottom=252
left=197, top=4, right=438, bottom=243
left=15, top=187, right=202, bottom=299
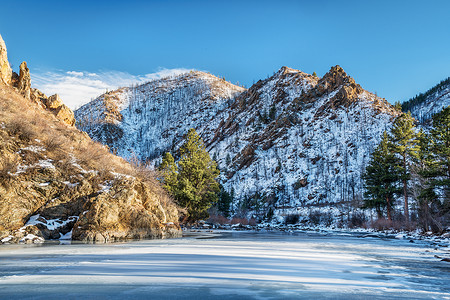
left=0, top=34, right=12, bottom=85
left=44, top=94, right=76, bottom=126
left=0, top=85, right=181, bottom=243
left=72, top=177, right=180, bottom=242
left=0, top=34, right=181, bottom=244
left=0, top=34, right=76, bottom=127
left=17, top=61, right=31, bottom=99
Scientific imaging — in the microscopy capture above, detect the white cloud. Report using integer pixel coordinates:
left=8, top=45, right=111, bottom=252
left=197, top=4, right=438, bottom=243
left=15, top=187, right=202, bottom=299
left=31, top=68, right=192, bottom=110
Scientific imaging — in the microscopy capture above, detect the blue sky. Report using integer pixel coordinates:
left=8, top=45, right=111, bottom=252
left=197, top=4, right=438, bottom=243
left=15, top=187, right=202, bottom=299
left=1, top=0, right=449, bottom=108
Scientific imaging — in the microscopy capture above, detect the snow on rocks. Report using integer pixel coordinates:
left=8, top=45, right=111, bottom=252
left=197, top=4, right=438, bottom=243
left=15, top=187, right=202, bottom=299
left=19, top=234, right=44, bottom=244
left=75, top=66, right=399, bottom=221
left=0, top=214, right=83, bottom=243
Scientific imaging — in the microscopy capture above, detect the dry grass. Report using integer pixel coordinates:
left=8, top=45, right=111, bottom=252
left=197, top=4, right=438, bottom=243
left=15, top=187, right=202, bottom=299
left=0, top=84, right=175, bottom=208
left=0, top=156, right=19, bottom=187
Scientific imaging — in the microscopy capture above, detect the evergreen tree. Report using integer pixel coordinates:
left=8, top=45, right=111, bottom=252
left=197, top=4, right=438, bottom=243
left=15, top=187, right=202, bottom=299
left=159, top=152, right=178, bottom=195
left=269, top=104, right=276, bottom=121
left=414, top=130, right=440, bottom=231
left=312, top=71, right=317, bottom=77
left=217, top=184, right=233, bottom=217
left=428, top=106, right=450, bottom=230
left=363, top=132, right=402, bottom=220
left=430, top=106, right=450, bottom=192
left=159, top=129, right=220, bottom=222
left=389, top=112, right=420, bottom=222
left=394, top=101, right=402, bottom=111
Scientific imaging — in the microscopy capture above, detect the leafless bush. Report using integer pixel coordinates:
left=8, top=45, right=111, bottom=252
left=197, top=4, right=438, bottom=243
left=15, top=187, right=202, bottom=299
left=309, top=209, right=334, bottom=226
left=230, top=217, right=256, bottom=226
left=207, top=214, right=231, bottom=225
left=43, top=135, right=65, bottom=153
left=348, top=211, right=367, bottom=228
left=76, top=141, right=110, bottom=170
left=371, top=218, right=393, bottom=231
left=6, top=119, right=36, bottom=142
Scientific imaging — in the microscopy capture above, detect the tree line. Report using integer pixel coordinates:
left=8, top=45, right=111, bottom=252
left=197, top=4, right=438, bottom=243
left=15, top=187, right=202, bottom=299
left=363, top=107, right=450, bottom=232
left=401, top=77, right=450, bottom=113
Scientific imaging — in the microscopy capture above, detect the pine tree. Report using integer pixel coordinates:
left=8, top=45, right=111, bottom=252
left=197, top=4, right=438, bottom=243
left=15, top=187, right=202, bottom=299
left=159, top=129, right=220, bottom=222
left=312, top=71, right=317, bottom=77
left=363, top=132, right=402, bottom=220
left=389, top=112, right=420, bottom=222
left=413, top=107, right=450, bottom=232
left=394, top=101, right=402, bottom=111
left=414, top=130, right=440, bottom=231
left=430, top=106, right=450, bottom=193
left=217, top=184, right=233, bottom=217
left=428, top=106, right=450, bottom=230
left=159, top=152, right=178, bottom=195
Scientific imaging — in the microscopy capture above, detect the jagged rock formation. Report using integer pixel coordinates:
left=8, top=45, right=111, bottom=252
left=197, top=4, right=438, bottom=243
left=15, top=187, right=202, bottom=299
left=0, top=34, right=75, bottom=127
left=44, top=94, right=76, bottom=126
left=0, top=35, right=12, bottom=85
left=17, top=61, right=31, bottom=99
left=0, top=84, right=180, bottom=244
left=402, top=77, right=450, bottom=123
left=76, top=65, right=399, bottom=221
left=0, top=35, right=180, bottom=244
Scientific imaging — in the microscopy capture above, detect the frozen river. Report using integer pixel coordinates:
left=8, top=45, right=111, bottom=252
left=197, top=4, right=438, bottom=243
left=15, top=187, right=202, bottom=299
left=0, top=231, right=449, bottom=299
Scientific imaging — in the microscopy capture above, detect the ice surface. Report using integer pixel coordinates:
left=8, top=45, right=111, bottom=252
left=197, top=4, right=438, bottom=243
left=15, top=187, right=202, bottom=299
left=0, top=231, right=448, bottom=299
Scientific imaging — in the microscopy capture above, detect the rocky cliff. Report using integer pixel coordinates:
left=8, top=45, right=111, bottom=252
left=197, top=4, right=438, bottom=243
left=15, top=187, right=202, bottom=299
left=0, top=35, right=12, bottom=85
left=76, top=65, right=400, bottom=222
left=0, top=35, right=180, bottom=244
left=0, top=34, right=75, bottom=127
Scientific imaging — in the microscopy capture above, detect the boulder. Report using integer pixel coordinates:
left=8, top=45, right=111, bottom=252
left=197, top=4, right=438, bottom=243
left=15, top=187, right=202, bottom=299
left=0, top=34, right=12, bottom=85
left=46, top=94, right=64, bottom=109
left=72, top=177, right=181, bottom=242
left=44, top=94, right=76, bottom=126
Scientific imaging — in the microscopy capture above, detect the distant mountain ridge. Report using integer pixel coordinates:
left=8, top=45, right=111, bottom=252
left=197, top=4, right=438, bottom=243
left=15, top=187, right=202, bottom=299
left=402, top=77, right=450, bottom=123
left=75, top=65, right=400, bottom=221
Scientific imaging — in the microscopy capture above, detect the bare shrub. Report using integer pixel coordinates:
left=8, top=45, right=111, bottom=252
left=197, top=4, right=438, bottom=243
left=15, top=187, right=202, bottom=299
left=371, top=218, right=393, bottom=231
left=7, top=119, right=36, bottom=142
left=230, top=217, right=248, bottom=225
left=348, top=211, right=367, bottom=228
left=207, top=214, right=231, bottom=225
left=43, top=135, right=65, bottom=153
left=309, top=209, right=334, bottom=226
left=76, top=141, right=110, bottom=170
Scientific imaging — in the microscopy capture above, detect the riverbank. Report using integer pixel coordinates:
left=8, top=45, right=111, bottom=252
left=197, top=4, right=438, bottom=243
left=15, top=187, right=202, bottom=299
left=184, top=222, right=450, bottom=250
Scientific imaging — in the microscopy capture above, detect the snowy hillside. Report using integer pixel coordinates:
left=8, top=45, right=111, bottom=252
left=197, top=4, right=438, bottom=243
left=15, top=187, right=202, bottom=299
left=402, top=77, right=450, bottom=123
left=75, top=66, right=399, bottom=219
left=76, top=71, right=245, bottom=160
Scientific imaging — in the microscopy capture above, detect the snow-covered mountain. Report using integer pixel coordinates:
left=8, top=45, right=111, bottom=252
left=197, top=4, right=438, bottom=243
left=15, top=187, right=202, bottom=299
left=402, top=77, right=450, bottom=123
left=75, top=66, right=399, bottom=220
left=76, top=71, right=245, bottom=160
